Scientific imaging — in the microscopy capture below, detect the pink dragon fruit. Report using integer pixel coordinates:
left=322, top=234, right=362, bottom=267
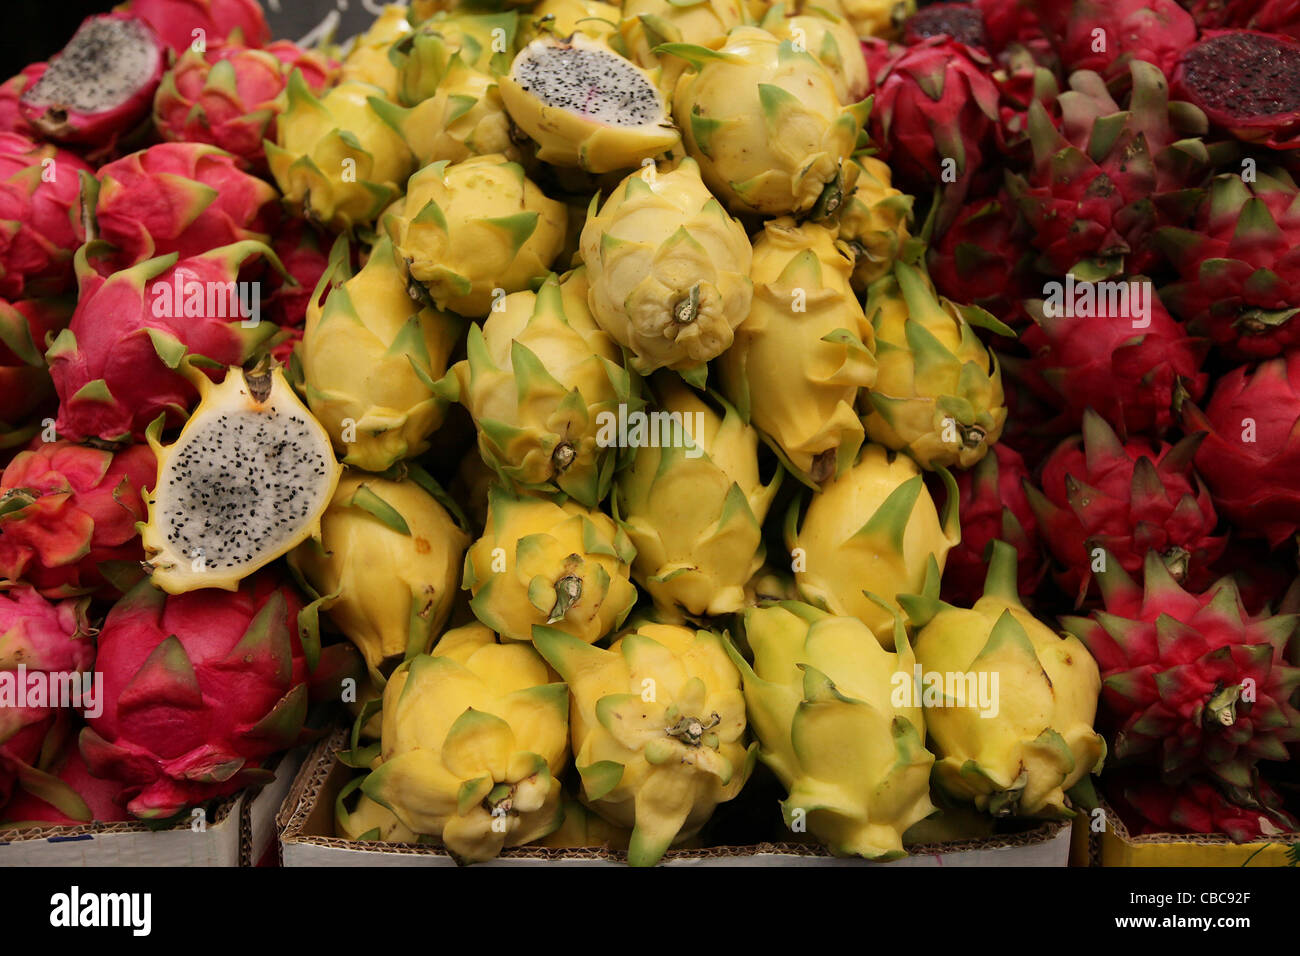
left=0, top=65, right=46, bottom=137
left=929, top=193, right=1038, bottom=327
left=1028, top=409, right=1225, bottom=603
left=0, top=297, right=72, bottom=442
left=1182, top=351, right=1300, bottom=546
left=867, top=36, right=1001, bottom=199
left=0, top=587, right=95, bottom=813
left=0, top=441, right=156, bottom=598
left=1055, top=0, right=1198, bottom=82
left=0, top=747, right=129, bottom=827
left=19, top=13, right=166, bottom=148
left=153, top=40, right=338, bottom=169
left=80, top=575, right=308, bottom=819
left=941, top=442, right=1045, bottom=607
left=89, top=143, right=280, bottom=274
left=46, top=241, right=284, bottom=444
left=123, top=0, right=271, bottom=55
left=265, top=220, right=332, bottom=328
left=0, top=133, right=94, bottom=301
left=1172, top=30, right=1300, bottom=149
left=1017, top=280, right=1208, bottom=438
left=1106, top=772, right=1299, bottom=842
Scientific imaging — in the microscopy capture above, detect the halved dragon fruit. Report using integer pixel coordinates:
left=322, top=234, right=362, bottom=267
left=1172, top=30, right=1300, bottom=150
left=19, top=13, right=165, bottom=147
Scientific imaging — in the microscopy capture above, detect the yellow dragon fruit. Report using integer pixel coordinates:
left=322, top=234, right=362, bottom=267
left=335, top=777, right=419, bottom=843
left=837, top=154, right=913, bottom=292
left=463, top=486, right=638, bottom=644
left=787, top=443, right=959, bottom=645
left=388, top=153, right=567, bottom=316
left=727, top=602, right=936, bottom=859
left=266, top=75, right=416, bottom=232
left=862, top=260, right=1011, bottom=471
left=438, top=272, right=634, bottom=507
left=289, top=469, right=470, bottom=676
left=759, top=4, right=870, bottom=105
left=534, top=622, right=753, bottom=866
left=900, top=540, right=1106, bottom=817
left=664, top=27, right=869, bottom=217
left=615, top=376, right=783, bottom=618
left=361, top=622, right=569, bottom=862
left=370, top=54, right=519, bottom=167
left=302, top=237, right=463, bottom=473
left=717, top=217, right=876, bottom=489
left=524, top=0, right=622, bottom=42
left=340, top=4, right=416, bottom=101
left=822, top=0, right=914, bottom=38
left=392, top=9, right=519, bottom=96
left=498, top=33, right=681, bottom=173
left=618, top=0, right=746, bottom=89
left=579, top=159, right=752, bottom=385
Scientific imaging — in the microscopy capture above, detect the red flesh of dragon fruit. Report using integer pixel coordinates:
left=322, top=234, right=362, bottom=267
left=0, top=440, right=156, bottom=598
left=867, top=36, right=1001, bottom=197
left=0, top=746, right=129, bottom=826
left=19, top=13, right=165, bottom=147
left=90, top=143, right=280, bottom=273
left=1010, top=59, right=1213, bottom=278
left=1173, top=29, right=1300, bottom=149
left=1062, top=552, right=1300, bottom=789
left=1183, top=351, right=1300, bottom=546
left=1106, top=771, right=1300, bottom=842
left=153, top=40, right=338, bottom=170
left=1157, top=168, right=1300, bottom=359
left=941, top=442, right=1046, bottom=607
left=80, top=575, right=308, bottom=819
left=0, top=133, right=93, bottom=301
left=1027, top=409, right=1225, bottom=604
left=1056, top=0, right=1198, bottom=83
left=46, top=241, right=285, bottom=444
left=1018, top=280, right=1208, bottom=438
left=124, top=0, right=271, bottom=55
left=904, top=3, right=989, bottom=48
left=0, top=297, right=73, bottom=439
left=0, top=587, right=94, bottom=812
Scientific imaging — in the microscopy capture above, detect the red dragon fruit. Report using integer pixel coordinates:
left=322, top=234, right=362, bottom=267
left=0, top=65, right=46, bottom=137
left=0, top=441, right=156, bottom=598
left=867, top=36, right=1001, bottom=201
left=904, top=3, right=989, bottom=47
left=929, top=192, right=1038, bottom=327
left=89, top=143, right=280, bottom=274
left=1182, top=351, right=1300, bottom=546
left=1157, top=168, right=1300, bottom=359
left=123, top=0, right=271, bottom=55
left=975, top=0, right=1057, bottom=53
left=0, top=133, right=94, bottom=301
left=0, top=747, right=129, bottom=827
left=1010, top=59, right=1215, bottom=278
left=941, top=442, right=1046, bottom=607
left=1028, top=409, right=1225, bottom=603
left=1172, top=30, right=1300, bottom=149
left=19, top=13, right=166, bottom=148
left=0, top=587, right=95, bottom=813
left=0, top=297, right=72, bottom=442
left=1106, top=771, right=1299, bottom=841
left=1239, top=0, right=1300, bottom=37
left=46, top=241, right=284, bottom=444
left=1062, top=552, right=1300, bottom=789
left=1055, top=0, right=1198, bottom=82
left=153, top=40, right=338, bottom=169
left=265, top=219, right=332, bottom=328
left=1211, top=537, right=1297, bottom=615
left=80, top=575, right=308, bottom=819
left=1017, top=279, right=1208, bottom=437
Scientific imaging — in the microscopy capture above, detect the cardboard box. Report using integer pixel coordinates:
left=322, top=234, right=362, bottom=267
left=1092, top=796, right=1300, bottom=867
left=0, top=748, right=306, bottom=867
left=278, top=730, right=1073, bottom=867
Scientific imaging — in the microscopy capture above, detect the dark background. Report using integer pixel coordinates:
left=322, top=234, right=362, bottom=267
left=0, top=0, right=380, bottom=73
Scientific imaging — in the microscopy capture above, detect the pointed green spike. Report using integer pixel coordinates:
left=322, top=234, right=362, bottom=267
left=850, top=475, right=923, bottom=555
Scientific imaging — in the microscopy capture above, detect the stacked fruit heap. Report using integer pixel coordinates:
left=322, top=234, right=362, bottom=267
left=0, top=0, right=1298, bottom=865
